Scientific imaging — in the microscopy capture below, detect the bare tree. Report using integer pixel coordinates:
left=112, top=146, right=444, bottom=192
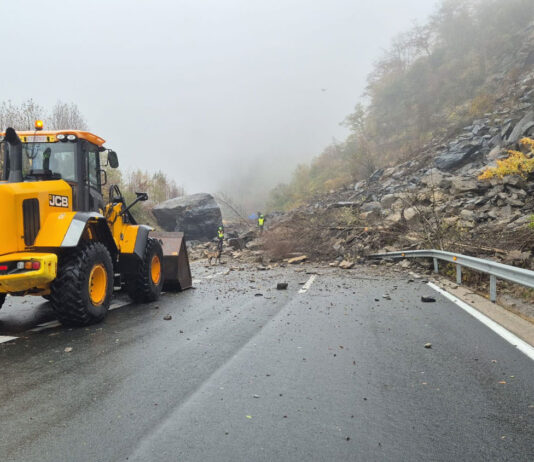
left=0, top=99, right=46, bottom=130
left=49, top=101, right=88, bottom=130
left=0, top=99, right=87, bottom=131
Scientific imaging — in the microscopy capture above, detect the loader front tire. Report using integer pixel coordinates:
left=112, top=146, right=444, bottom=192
left=50, top=242, right=114, bottom=326
left=0, top=294, right=5, bottom=310
left=126, top=238, right=164, bottom=303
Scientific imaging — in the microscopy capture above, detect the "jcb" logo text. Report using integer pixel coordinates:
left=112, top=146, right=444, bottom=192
left=49, top=195, right=69, bottom=208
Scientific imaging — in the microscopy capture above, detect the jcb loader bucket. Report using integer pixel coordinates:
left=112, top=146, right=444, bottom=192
left=151, top=232, right=192, bottom=291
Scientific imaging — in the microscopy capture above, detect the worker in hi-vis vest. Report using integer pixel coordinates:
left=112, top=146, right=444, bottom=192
left=257, top=213, right=265, bottom=235
left=217, top=226, right=224, bottom=251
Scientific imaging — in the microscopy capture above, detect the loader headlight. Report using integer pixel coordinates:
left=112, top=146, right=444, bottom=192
left=57, top=134, right=66, bottom=141
left=67, top=134, right=77, bottom=141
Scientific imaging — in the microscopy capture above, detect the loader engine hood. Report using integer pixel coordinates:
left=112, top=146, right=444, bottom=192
left=0, top=180, right=73, bottom=256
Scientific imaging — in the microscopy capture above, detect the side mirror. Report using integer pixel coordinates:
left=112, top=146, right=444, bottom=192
left=107, top=150, right=119, bottom=169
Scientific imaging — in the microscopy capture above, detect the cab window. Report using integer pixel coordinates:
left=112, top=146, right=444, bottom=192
left=86, top=146, right=100, bottom=190
left=22, top=143, right=76, bottom=181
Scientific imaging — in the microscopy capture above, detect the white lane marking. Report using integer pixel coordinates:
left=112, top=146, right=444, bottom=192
left=429, top=282, right=534, bottom=362
left=29, top=302, right=127, bottom=333
left=0, top=336, right=18, bottom=344
left=299, top=275, right=317, bottom=294
left=109, top=301, right=129, bottom=311
left=29, top=320, right=62, bottom=332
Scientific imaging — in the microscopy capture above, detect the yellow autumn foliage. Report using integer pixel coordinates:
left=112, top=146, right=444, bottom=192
left=478, top=138, right=534, bottom=180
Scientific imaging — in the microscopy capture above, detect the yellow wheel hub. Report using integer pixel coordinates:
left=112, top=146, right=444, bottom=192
left=89, top=264, right=107, bottom=306
left=151, top=255, right=161, bottom=285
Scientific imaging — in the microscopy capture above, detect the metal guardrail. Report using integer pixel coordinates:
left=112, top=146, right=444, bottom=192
left=370, top=250, right=534, bottom=303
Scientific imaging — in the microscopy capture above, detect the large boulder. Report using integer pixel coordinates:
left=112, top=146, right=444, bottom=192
left=152, top=193, right=222, bottom=240
left=435, top=143, right=483, bottom=171
left=420, top=168, right=452, bottom=189
left=505, top=110, right=534, bottom=145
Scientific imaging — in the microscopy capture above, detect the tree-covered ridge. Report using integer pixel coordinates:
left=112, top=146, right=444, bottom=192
left=268, top=0, right=534, bottom=211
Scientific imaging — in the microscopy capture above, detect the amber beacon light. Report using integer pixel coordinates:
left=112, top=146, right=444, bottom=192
left=34, top=120, right=44, bottom=130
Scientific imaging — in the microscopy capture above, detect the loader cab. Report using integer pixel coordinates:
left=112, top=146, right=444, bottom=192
left=0, top=127, right=117, bottom=213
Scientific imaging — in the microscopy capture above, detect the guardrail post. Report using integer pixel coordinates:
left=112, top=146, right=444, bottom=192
left=456, top=264, right=462, bottom=285
left=490, top=275, right=497, bottom=303
left=433, top=258, right=439, bottom=273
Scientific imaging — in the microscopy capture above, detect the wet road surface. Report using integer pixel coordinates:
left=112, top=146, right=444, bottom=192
left=1, top=262, right=533, bottom=461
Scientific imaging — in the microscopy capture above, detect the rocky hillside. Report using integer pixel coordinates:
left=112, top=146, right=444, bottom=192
left=267, top=23, right=534, bottom=269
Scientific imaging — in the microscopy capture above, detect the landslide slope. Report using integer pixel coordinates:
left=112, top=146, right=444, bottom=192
left=267, top=21, right=534, bottom=269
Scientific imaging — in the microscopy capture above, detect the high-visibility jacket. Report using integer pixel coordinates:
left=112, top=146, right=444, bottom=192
left=258, top=217, right=265, bottom=226
left=218, top=230, right=224, bottom=239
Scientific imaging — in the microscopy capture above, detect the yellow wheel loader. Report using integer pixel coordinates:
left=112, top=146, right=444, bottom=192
left=0, top=123, right=191, bottom=326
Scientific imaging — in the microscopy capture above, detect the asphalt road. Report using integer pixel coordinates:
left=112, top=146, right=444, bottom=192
left=1, top=261, right=533, bottom=461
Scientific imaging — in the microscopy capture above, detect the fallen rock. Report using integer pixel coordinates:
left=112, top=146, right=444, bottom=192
left=421, top=296, right=436, bottom=303
left=227, top=237, right=245, bottom=250
left=368, top=168, right=384, bottom=182
left=380, top=194, right=398, bottom=209
left=152, top=193, right=222, bottom=240
left=339, top=260, right=355, bottom=269
left=403, top=207, right=418, bottom=223
left=460, top=209, right=475, bottom=220
left=487, top=146, right=504, bottom=161
left=276, top=282, right=288, bottom=290
left=384, top=211, right=403, bottom=224
left=361, top=201, right=382, bottom=213
left=247, top=239, right=263, bottom=250
left=503, top=250, right=531, bottom=264
left=424, top=343, right=432, bottom=349
left=420, top=168, right=451, bottom=188
left=163, top=315, right=172, bottom=320
left=450, top=177, right=480, bottom=193
left=435, top=143, right=483, bottom=171
left=506, top=110, right=534, bottom=144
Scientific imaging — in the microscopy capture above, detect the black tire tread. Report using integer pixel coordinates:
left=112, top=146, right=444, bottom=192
left=50, top=242, right=113, bottom=326
left=126, top=238, right=163, bottom=303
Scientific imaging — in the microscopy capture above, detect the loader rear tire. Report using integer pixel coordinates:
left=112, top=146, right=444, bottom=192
left=126, top=238, right=164, bottom=303
left=50, top=242, right=114, bottom=326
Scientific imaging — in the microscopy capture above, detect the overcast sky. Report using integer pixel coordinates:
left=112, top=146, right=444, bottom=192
left=2, top=0, right=438, bottom=206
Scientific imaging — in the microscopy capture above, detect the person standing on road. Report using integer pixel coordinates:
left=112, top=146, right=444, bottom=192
left=217, top=225, right=224, bottom=252
left=257, top=213, right=265, bottom=235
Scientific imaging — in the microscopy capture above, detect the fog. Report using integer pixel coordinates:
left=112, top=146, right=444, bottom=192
left=1, top=0, right=437, bottom=209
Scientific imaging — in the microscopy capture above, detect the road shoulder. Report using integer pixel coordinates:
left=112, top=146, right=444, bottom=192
left=431, top=276, right=534, bottom=349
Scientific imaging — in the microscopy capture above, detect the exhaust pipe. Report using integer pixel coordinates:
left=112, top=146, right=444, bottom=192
left=4, top=127, right=23, bottom=183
